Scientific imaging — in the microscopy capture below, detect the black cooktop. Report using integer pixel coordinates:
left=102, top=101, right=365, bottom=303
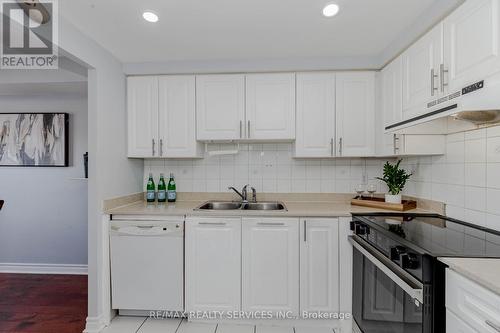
left=352, top=213, right=500, bottom=258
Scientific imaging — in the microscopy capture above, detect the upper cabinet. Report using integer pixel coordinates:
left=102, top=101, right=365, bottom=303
left=295, top=72, right=336, bottom=158
left=196, top=73, right=295, bottom=141
left=158, top=76, right=202, bottom=158
left=336, top=72, right=376, bottom=157
left=196, top=74, right=245, bottom=141
left=443, top=0, right=500, bottom=92
left=245, top=73, right=296, bottom=140
left=127, top=75, right=202, bottom=158
left=398, top=0, right=500, bottom=122
left=127, top=76, right=159, bottom=157
left=382, top=57, right=403, bottom=128
left=401, top=24, right=443, bottom=119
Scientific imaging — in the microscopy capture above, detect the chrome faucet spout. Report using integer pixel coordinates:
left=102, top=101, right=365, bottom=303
left=228, top=186, right=246, bottom=202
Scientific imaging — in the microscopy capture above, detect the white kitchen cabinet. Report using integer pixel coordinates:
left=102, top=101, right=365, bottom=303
left=447, top=310, right=478, bottom=333
left=382, top=57, right=403, bottom=128
left=295, top=72, right=336, bottom=157
left=299, top=218, right=339, bottom=314
left=196, top=74, right=245, bottom=141
left=245, top=73, right=296, bottom=140
left=158, top=76, right=202, bottom=158
left=402, top=24, right=443, bottom=119
left=185, top=217, right=241, bottom=313
left=446, top=268, right=500, bottom=333
left=127, top=75, right=201, bottom=158
left=127, top=76, right=159, bottom=157
left=242, top=217, right=299, bottom=316
left=443, top=0, right=500, bottom=93
left=377, top=65, right=446, bottom=157
left=336, top=72, right=376, bottom=157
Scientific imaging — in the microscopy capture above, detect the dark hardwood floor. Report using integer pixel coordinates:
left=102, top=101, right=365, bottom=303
left=0, top=274, right=87, bottom=333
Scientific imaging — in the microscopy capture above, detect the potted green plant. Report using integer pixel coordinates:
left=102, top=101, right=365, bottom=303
left=376, top=160, right=412, bottom=204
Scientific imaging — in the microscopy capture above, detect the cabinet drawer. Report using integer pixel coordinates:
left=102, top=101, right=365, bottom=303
left=446, top=269, right=500, bottom=332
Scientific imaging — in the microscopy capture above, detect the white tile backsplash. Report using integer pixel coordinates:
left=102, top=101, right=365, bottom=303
left=142, top=127, right=500, bottom=231
left=144, top=143, right=392, bottom=196
left=403, top=127, right=500, bottom=231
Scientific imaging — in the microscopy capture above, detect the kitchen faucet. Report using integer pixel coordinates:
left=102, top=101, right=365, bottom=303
left=228, top=185, right=257, bottom=203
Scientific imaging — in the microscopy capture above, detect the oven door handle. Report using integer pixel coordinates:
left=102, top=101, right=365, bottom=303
left=349, top=235, right=424, bottom=304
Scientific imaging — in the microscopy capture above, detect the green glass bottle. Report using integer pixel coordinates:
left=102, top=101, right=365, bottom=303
left=146, top=173, right=156, bottom=203
left=167, top=172, right=177, bottom=202
left=157, top=173, right=166, bottom=203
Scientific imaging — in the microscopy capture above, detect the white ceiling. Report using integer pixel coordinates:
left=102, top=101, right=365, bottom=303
left=60, top=0, right=459, bottom=66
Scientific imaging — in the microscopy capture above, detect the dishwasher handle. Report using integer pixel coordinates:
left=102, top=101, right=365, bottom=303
left=110, top=225, right=182, bottom=236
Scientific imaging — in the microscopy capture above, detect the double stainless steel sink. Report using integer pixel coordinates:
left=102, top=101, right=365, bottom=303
left=195, top=201, right=287, bottom=211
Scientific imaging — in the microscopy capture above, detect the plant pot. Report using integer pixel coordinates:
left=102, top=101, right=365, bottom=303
left=385, top=194, right=402, bottom=204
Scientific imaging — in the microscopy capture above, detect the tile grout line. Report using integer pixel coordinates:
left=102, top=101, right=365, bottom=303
left=135, top=317, right=148, bottom=333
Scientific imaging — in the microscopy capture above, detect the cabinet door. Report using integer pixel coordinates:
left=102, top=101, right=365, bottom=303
left=185, top=217, right=241, bottom=312
left=242, top=218, right=299, bottom=316
left=299, top=218, right=339, bottom=313
left=158, top=76, right=201, bottom=158
left=402, top=24, right=443, bottom=118
left=382, top=57, right=403, bottom=128
left=295, top=72, right=336, bottom=157
left=336, top=72, right=376, bottom=157
left=196, top=74, right=245, bottom=140
left=127, top=76, right=158, bottom=157
left=443, top=0, right=500, bottom=92
left=245, top=73, right=296, bottom=140
left=379, top=58, right=404, bottom=156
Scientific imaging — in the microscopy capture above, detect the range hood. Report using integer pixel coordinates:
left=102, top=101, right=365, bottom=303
left=386, top=73, right=500, bottom=135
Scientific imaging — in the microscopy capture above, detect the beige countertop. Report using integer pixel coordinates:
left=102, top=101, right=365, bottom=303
left=439, top=257, right=500, bottom=296
left=105, top=199, right=435, bottom=218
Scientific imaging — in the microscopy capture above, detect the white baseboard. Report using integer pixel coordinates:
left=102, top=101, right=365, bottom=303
left=0, top=263, right=88, bottom=275
left=83, top=315, right=107, bottom=333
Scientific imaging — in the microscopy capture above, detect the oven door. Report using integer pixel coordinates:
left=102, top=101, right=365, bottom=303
left=349, top=236, right=427, bottom=333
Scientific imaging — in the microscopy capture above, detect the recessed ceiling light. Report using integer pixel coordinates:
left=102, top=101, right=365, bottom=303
left=322, top=3, right=340, bottom=17
left=143, top=11, right=159, bottom=23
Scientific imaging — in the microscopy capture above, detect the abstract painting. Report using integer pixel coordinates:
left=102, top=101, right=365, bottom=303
left=0, top=113, right=68, bottom=167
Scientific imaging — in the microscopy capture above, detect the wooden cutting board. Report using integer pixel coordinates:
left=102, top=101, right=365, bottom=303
left=351, top=196, right=417, bottom=211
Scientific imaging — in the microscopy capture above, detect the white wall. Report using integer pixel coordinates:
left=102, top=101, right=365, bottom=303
left=402, top=126, right=500, bottom=232
left=144, top=143, right=391, bottom=194
left=0, top=96, right=88, bottom=267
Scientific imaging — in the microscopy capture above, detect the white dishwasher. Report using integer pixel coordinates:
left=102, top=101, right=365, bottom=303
left=110, top=217, right=184, bottom=313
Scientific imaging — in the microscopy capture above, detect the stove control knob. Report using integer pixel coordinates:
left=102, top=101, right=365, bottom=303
left=355, top=224, right=369, bottom=235
left=390, top=246, right=407, bottom=261
left=401, top=253, right=419, bottom=270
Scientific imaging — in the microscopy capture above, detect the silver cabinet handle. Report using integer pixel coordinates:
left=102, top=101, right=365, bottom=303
left=159, top=139, right=163, bottom=156
left=431, top=69, right=438, bottom=96
left=257, top=222, right=285, bottom=226
left=247, top=120, right=251, bottom=139
left=393, top=134, right=400, bottom=155
left=199, top=222, right=227, bottom=226
left=330, top=138, right=334, bottom=156
left=152, top=139, right=155, bottom=156
left=303, top=220, right=307, bottom=242
left=486, top=320, right=500, bottom=332
left=349, top=236, right=424, bottom=304
left=339, top=137, right=343, bottom=156
left=440, top=63, right=448, bottom=93
left=239, top=120, right=243, bottom=139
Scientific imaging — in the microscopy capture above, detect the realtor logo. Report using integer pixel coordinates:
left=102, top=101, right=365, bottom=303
left=1, top=0, right=58, bottom=69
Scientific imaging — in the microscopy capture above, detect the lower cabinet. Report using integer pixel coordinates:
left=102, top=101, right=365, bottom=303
left=242, top=217, right=299, bottom=316
left=185, top=216, right=345, bottom=319
left=185, top=217, right=241, bottom=312
left=299, top=218, right=339, bottom=313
